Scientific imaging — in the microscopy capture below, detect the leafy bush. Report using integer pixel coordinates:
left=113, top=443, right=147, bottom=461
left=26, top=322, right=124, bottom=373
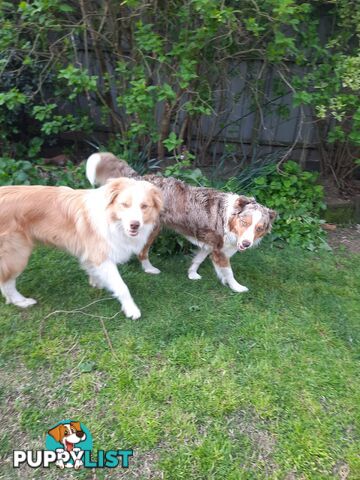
left=0, top=157, right=41, bottom=185
left=0, top=157, right=88, bottom=189
left=224, top=161, right=328, bottom=251
left=163, top=157, right=210, bottom=187
left=43, top=161, right=89, bottom=189
left=153, top=229, right=192, bottom=257
left=1, top=0, right=359, bottom=188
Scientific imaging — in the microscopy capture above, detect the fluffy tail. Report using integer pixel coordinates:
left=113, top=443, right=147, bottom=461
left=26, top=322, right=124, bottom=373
left=85, top=152, right=138, bottom=186
left=86, top=153, right=102, bottom=186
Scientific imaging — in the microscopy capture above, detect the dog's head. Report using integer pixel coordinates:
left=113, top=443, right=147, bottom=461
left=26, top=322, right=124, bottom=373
left=48, top=422, right=86, bottom=451
left=105, top=178, right=163, bottom=237
left=228, top=196, right=276, bottom=251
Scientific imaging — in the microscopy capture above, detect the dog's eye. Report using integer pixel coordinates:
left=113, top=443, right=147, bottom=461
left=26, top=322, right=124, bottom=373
left=256, top=226, right=264, bottom=232
left=141, top=204, right=149, bottom=210
left=121, top=202, right=130, bottom=208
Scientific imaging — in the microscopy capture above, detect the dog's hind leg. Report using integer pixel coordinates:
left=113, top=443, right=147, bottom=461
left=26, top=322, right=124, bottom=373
left=188, top=247, right=211, bottom=280
left=138, top=223, right=161, bottom=274
left=1, top=279, right=37, bottom=308
left=0, top=234, right=36, bottom=307
left=211, top=250, right=248, bottom=293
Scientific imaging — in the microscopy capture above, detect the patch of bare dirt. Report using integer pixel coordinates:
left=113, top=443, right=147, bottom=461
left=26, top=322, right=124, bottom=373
left=326, top=225, right=360, bottom=254
left=227, top=410, right=278, bottom=476
left=332, top=461, right=351, bottom=480
left=322, top=177, right=360, bottom=202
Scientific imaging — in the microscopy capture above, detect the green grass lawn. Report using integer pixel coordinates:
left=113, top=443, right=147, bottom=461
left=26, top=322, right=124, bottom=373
left=0, top=243, right=359, bottom=479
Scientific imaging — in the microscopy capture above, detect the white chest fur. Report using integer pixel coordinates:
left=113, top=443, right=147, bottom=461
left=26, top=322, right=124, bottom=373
left=222, top=234, right=238, bottom=258
left=107, top=222, right=153, bottom=264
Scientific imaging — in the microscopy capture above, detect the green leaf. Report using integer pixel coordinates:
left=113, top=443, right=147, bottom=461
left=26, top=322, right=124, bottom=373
left=78, top=361, right=96, bottom=373
left=163, top=132, right=183, bottom=152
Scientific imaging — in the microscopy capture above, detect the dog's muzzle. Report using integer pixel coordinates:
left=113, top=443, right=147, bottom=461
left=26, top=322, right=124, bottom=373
left=237, top=240, right=251, bottom=251
left=129, top=221, right=140, bottom=236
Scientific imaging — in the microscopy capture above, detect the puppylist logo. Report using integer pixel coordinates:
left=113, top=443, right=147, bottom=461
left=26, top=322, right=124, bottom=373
left=13, top=420, right=133, bottom=470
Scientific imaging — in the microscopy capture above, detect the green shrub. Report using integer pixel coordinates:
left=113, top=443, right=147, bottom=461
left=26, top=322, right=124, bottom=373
left=0, top=157, right=41, bottom=185
left=153, top=229, right=192, bottom=257
left=163, top=157, right=210, bottom=187
left=0, top=157, right=88, bottom=189
left=41, top=161, right=89, bottom=189
left=0, top=1, right=358, bottom=186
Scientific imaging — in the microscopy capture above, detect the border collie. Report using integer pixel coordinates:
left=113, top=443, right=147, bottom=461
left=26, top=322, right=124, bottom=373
left=0, top=178, right=162, bottom=319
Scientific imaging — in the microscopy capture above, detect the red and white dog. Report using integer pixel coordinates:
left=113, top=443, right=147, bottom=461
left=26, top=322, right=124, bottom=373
left=0, top=178, right=162, bottom=319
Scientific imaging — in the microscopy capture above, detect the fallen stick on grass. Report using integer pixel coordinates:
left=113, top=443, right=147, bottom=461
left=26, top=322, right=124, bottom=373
left=39, top=297, right=120, bottom=358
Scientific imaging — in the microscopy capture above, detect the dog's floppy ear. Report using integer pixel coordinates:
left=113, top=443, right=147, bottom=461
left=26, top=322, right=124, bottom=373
left=150, top=186, right=163, bottom=212
left=234, top=195, right=256, bottom=212
left=48, top=424, right=65, bottom=443
left=70, top=421, right=82, bottom=432
left=268, top=209, right=277, bottom=223
left=105, top=177, right=132, bottom=206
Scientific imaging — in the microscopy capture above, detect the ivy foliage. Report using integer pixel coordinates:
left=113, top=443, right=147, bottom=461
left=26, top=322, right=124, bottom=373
left=0, top=156, right=88, bottom=189
left=0, top=0, right=359, bottom=185
left=242, top=161, right=328, bottom=251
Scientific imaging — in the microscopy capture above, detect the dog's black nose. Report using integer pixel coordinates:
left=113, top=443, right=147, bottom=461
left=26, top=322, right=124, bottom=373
left=130, top=221, right=140, bottom=230
left=76, top=430, right=84, bottom=438
left=242, top=240, right=251, bottom=248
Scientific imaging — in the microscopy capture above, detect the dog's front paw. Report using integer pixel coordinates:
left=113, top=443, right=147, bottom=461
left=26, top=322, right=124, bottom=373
left=229, top=282, right=248, bottom=293
left=141, top=259, right=161, bottom=275
left=89, top=275, right=101, bottom=288
left=144, top=266, right=161, bottom=275
left=188, top=271, right=202, bottom=280
left=13, top=297, right=37, bottom=308
left=122, top=302, right=141, bottom=320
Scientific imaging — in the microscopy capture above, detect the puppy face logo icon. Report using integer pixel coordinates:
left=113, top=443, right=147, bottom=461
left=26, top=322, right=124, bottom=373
left=48, top=422, right=86, bottom=452
left=46, top=420, right=92, bottom=469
